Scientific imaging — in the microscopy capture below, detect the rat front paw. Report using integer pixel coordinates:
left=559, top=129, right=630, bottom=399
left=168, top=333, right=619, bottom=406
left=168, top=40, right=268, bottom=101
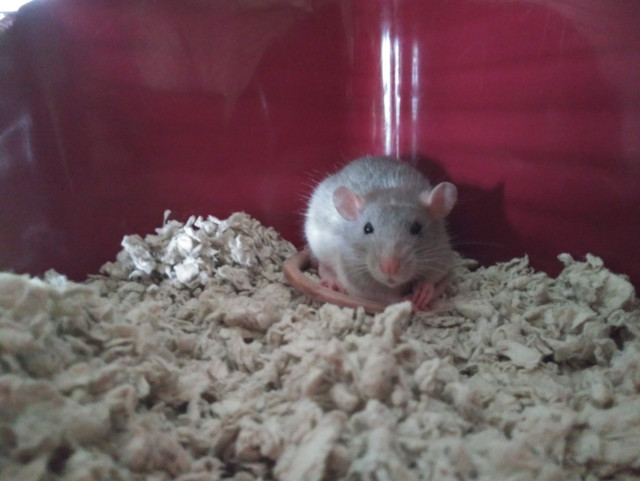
left=318, top=262, right=347, bottom=293
left=410, top=281, right=435, bottom=311
left=320, top=279, right=347, bottom=293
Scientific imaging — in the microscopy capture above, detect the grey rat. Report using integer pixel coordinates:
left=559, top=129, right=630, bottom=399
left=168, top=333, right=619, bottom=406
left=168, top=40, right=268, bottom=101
left=304, top=156, right=457, bottom=310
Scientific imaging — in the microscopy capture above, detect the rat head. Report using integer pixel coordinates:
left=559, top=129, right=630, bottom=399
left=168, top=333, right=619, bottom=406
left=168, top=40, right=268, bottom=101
left=333, top=182, right=457, bottom=288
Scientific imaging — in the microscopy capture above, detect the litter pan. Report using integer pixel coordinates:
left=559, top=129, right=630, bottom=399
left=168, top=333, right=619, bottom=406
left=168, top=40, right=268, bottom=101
left=1, top=1, right=640, bottom=479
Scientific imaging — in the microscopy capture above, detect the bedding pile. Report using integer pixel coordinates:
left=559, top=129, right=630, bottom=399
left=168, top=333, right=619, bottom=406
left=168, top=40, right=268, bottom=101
left=1, top=212, right=639, bottom=481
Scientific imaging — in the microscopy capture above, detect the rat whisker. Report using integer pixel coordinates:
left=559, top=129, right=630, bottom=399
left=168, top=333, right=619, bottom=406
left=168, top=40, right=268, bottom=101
left=449, top=239, right=506, bottom=249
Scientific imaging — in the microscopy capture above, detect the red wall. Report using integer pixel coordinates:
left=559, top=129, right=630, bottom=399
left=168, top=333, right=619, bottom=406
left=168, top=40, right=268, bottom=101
left=2, top=0, right=639, bottom=287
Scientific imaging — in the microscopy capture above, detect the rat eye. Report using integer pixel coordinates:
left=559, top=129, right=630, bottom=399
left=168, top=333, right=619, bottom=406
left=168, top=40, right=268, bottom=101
left=410, top=221, right=422, bottom=235
left=363, top=222, right=374, bottom=234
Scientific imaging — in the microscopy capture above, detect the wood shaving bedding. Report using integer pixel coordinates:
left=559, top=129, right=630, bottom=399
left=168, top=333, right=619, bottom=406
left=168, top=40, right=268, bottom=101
left=0, top=211, right=639, bottom=481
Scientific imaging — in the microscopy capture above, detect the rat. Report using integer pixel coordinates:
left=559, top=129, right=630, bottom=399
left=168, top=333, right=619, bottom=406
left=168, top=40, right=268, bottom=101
left=304, top=156, right=457, bottom=310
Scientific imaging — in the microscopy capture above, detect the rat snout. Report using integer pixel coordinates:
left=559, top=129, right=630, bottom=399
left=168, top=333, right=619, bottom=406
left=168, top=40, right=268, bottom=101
left=380, top=256, right=400, bottom=276
left=370, top=244, right=414, bottom=287
left=378, top=255, right=408, bottom=287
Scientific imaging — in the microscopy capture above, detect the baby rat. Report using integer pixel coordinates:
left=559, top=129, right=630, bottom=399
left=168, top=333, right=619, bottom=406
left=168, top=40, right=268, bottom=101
left=304, top=156, right=457, bottom=310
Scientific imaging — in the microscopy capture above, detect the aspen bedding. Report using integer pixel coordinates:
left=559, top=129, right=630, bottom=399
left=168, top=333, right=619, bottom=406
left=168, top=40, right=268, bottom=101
left=1, top=212, right=638, bottom=481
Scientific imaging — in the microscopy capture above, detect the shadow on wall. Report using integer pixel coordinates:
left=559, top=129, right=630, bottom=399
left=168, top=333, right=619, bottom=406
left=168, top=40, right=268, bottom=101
left=410, top=155, right=524, bottom=268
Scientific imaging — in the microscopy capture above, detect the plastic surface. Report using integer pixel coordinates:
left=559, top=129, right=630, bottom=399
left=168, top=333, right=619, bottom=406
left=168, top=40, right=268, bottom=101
left=1, top=0, right=639, bottom=287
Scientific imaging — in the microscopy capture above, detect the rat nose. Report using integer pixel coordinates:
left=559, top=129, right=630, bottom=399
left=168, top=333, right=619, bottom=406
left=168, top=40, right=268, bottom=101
left=380, top=256, right=400, bottom=276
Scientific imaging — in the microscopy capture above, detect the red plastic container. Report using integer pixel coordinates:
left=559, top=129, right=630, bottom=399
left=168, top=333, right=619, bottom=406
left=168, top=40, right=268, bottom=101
left=2, top=0, right=639, bottom=287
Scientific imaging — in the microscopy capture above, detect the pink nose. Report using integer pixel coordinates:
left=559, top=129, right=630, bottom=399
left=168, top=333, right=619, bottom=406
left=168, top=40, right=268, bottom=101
left=380, top=257, right=400, bottom=276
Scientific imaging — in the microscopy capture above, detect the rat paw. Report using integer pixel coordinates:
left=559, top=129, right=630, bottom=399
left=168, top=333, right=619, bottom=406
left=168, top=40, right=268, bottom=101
left=411, top=281, right=435, bottom=311
left=320, top=279, right=346, bottom=293
left=318, top=262, right=347, bottom=293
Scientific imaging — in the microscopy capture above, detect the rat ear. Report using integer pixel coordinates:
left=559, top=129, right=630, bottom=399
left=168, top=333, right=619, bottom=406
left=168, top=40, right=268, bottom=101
left=419, top=182, right=457, bottom=220
left=333, top=186, right=364, bottom=221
